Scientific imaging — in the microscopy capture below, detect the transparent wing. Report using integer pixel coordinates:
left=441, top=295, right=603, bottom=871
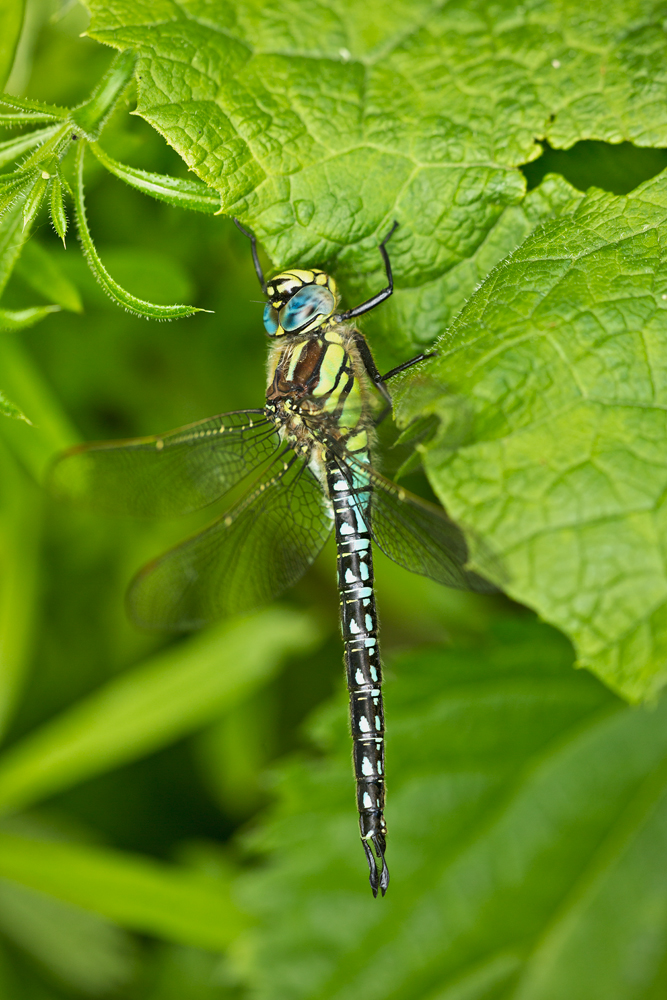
left=340, top=453, right=497, bottom=594
left=128, top=456, right=333, bottom=630
left=49, top=410, right=279, bottom=517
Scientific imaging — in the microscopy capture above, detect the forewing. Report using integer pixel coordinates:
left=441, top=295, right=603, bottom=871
left=343, top=454, right=496, bottom=594
left=49, top=410, right=279, bottom=517
left=128, top=457, right=333, bottom=629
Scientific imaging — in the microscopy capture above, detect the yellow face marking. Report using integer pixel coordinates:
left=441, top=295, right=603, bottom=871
left=312, top=343, right=345, bottom=397
left=284, top=269, right=316, bottom=283
left=315, top=272, right=328, bottom=285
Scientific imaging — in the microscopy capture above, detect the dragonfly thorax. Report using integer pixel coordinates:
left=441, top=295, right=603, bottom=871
left=263, top=268, right=338, bottom=337
left=266, top=325, right=370, bottom=457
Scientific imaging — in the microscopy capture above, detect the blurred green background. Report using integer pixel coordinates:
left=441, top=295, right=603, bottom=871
left=2, top=3, right=667, bottom=999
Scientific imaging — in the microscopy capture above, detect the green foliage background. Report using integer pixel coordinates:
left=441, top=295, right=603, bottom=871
left=2, top=1, right=667, bottom=998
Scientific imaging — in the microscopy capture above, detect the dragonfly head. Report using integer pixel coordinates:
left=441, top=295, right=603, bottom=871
left=263, top=269, right=338, bottom=337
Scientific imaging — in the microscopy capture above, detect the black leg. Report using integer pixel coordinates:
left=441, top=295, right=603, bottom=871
left=338, top=221, right=399, bottom=321
left=381, top=351, right=437, bottom=382
left=353, top=331, right=393, bottom=406
left=233, top=218, right=267, bottom=293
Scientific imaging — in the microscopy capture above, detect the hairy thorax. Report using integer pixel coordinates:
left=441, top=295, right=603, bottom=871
left=265, top=322, right=373, bottom=467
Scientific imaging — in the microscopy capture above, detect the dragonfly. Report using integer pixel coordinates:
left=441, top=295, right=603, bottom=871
left=50, top=220, right=493, bottom=897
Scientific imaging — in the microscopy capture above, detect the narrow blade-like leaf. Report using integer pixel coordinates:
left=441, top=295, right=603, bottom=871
left=0, top=305, right=60, bottom=332
left=0, top=389, right=30, bottom=424
left=0, top=124, right=59, bottom=169
left=73, top=143, right=204, bottom=319
left=48, top=168, right=67, bottom=245
left=90, top=141, right=221, bottom=214
left=0, top=92, right=68, bottom=118
left=0, top=832, right=249, bottom=951
left=0, top=608, right=321, bottom=814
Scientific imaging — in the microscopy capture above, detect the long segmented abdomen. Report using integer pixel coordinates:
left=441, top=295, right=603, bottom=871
left=326, top=457, right=388, bottom=897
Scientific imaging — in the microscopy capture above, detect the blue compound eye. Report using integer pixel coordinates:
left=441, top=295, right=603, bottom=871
left=263, top=302, right=280, bottom=335
left=280, top=285, right=335, bottom=332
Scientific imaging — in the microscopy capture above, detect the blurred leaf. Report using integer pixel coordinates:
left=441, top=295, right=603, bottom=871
left=235, top=621, right=667, bottom=1000
left=0, top=124, right=59, bottom=169
left=0, top=0, right=24, bottom=91
left=0, top=338, right=78, bottom=479
left=0, top=388, right=29, bottom=424
left=416, top=171, right=667, bottom=703
left=0, top=831, right=248, bottom=951
left=87, top=0, right=667, bottom=358
left=0, top=608, right=321, bottom=813
left=0, top=878, right=135, bottom=995
left=0, top=439, right=40, bottom=737
left=0, top=198, right=26, bottom=297
left=15, top=240, right=82, bottom=313
left=141, top=943, right=234, bottom=1000
left=90, top=141, right=221, bottom=214
left=0, top=305, right=60, bottom=331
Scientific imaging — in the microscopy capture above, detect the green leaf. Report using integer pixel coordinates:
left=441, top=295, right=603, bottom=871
left=0, top=608, right=321, bottom=814
left=90, top=141, right=221, bottom=214
left=21, top=171, right=47, bottom=231
left=82, top=0, right=667, bottom=702
left=0, top=170, right=32, bottom=221
left=0, top=124, right=59, bottom=169
left=86, top=0, right=667, bottom=354
left=0, top=831, right=248, bottom=951
left=237, top=622, right=667, bottom=1000
left=0, top=439, right=41, bottom=738
left=0, top=389, right=29, bottom=424
left=413, top=171, right=667, bottom=703
left=0, top=111, right=60, bottom=126
left=15, top=240, right=82, bottom=313
left=48, top=167, right=67, bottom=245
left=69, top=49, right=136, bottom=140
left=0, top=92, right=68, bottom=119
left=0, top=198, right=27, bottom=297
left=72, top=142, right=205, bottom=319
left=0, top=878, right=134, bottom=994
left=0, top=338, right=77, bottom=479
left=0, top=0, right=23, bottom=91
left=0, top=305, right=60, bottom=332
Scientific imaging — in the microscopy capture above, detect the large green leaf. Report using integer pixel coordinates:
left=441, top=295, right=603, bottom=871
left=234, top=622, right=667, bottom=1000
left=415, top=171, right=667, bottom=702
left=82, top=0, right=667, bottom=702
left=85, top=0, right=667, bottom=353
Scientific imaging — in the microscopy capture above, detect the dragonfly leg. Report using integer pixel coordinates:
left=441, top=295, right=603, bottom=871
left=381, top=351, right=437, bottom=383
left=371, top=351, right=439, bottom=425
left=338, top=221, right=398, bottom=321
left=233, top=218, right=267, bottom=293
